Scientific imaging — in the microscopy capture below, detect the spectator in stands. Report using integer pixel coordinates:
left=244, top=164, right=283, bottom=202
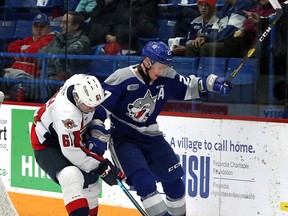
left=39, top=11, right=91, bottom=98
left=170, top=0, right=218, bottom=56
left=187, top=0, right=254, bottom=58
left=238, top=0, right=287, bottom=76
left=75, top=0, right=97, bottom=13
left=236, top=0, right=285, bottom=55
left=79, top=0, right=117, bottom=52
left=82, top=0, right=158, bottom=55
left=173, top=5, right=199, bottom=38
left=2, top=13, right=54, bottom=102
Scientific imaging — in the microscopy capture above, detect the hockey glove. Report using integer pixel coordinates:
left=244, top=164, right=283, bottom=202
left=86, top=137, right=107, bottom=156
left=199, top=74, right=233, bottom=95
left=89, top=119, right=110, bottom=143
left=96, top=159, right=125, bottom=186
left=85, top=119, right=110, bottom=156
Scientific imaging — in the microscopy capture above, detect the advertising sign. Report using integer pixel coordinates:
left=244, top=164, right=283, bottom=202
left=1, top=104, right=288, bottom=216
left=158, top=115, right=288, bottom=216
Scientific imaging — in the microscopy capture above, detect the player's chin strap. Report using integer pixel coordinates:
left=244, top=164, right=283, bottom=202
left=137, top=61, right=152, bottom=84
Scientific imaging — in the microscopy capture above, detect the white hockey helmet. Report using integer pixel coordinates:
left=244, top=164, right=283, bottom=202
left=73, top=75, right=104, bottom=108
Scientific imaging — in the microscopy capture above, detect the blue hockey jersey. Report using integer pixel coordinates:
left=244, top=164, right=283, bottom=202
left=95, top=65, right=201, bottom=142
left=187, top=15, right=218, bottom=41
left=205, top=0, right=253, bottom=42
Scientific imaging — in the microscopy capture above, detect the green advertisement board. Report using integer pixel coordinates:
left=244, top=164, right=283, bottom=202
left=10, top=109, right=61, bottom=192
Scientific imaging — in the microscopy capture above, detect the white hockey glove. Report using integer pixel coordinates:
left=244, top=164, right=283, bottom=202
left=85, top=119, right=110, bottom=156
left=198, top=74, right=233, bottom=95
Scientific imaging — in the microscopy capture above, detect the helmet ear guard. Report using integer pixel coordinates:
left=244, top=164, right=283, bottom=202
left=142, top=41, right=173, bottom=65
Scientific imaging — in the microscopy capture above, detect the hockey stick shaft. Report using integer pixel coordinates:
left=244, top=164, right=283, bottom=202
left=227, top=0, right=283, bottom=82
left=108, top=140, right=147, bottom=215
left=117, top=179, right=148, bottom=216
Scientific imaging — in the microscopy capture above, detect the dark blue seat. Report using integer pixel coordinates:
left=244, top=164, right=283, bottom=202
left=0, top=6, right=16, bottom=21
left=50, top=20, right=61, bottom=33
left=0, top=20, right=15, bottom=62
left=196, top=57, right=228, bottom=77
left=15, top=20, right=33, bottom=39
left=4, top=0, right=37, bottom=8
left=0, top=20, right=15, bottom=39
left=170, top=0, right=181, bottom=4
left=158, top=3, right=178, bottom=19
left=36, top=0, right=62, bottom=8
left=86, top=59, right=117, bottom=82
left=225, top=58, right=258, bottom=103
left=4, top=0, right=40, bottom=20
left=171, top=57, right=199, bottom=76
left=137, top=19, right=177, bottom=52
left=157, top=19, right=177, bottom=43
left=196, top=57, right=229, bottom=102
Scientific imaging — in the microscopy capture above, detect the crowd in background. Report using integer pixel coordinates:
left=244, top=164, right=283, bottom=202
left=0, top=0, right=287, bottom=102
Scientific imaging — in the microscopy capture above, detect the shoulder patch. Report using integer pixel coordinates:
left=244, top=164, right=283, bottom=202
left=62, top=119, right=78, bottom=129
left=127, top=84, right=139, bottom=91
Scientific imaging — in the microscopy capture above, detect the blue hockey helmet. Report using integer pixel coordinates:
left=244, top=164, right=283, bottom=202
left=142, top=41, right=173, bottom=65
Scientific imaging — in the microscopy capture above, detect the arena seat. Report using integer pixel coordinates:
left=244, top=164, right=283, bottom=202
left=137, top=19, right=177, bottom=52
left=225, top=58, right=259, bottom=103
left=15, top=20, right=33, bottom=39
left=50, top=20, right=61, bottom=33
left=0, top=6, right=16, bottom=21
left=171, top=57, right=199, bottom=76
left=0, top=21, right=15, bottom=40
left=196, top=57, right=228, bottom=77
left=4, top=0, right=37, bottom=8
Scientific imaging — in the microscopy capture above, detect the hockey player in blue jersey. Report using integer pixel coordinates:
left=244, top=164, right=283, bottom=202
left=94, top=41, right=233, bottom=216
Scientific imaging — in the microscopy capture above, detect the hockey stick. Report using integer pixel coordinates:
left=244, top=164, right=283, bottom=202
left=108, top=139, right=126, bottom=180
left=227, top=0, right=283, bottom=82
left=108, top=140, right=147, bottom=215
left=117, top=179, right=148, bottom=216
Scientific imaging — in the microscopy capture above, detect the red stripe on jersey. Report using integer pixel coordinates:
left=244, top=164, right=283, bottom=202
left=34, top=104, right=46, bottom=122
left=66, top=198, right=89, bottom=214
left=80, top=145, right=105, bottom=162
left=73, top=130, right=82, bottom=148
left=30, top=124, right=49, bottom=150
left=90, top=206, right=99, bottom=216
left=34, top=90, right=59, bottom=122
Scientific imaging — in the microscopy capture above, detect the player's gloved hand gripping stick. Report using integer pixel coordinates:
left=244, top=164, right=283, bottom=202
left=86, top=124, right=148, bottom=215
left=93, top=154, right=148, bottom=215
left=199, top=74, right=233, bottom=95
left=227, top=0, right=283, bottom=82
left=109, top=139, right=148, bottom=216
left=94, top=158, right=125, bottom=186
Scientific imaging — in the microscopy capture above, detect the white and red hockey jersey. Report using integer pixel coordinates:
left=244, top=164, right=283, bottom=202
left=30, top=74, right=103, bottom=173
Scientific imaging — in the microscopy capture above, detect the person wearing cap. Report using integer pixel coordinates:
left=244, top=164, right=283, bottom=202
left=2, top=13, right=55, bottom=101
left=172, top=0, right=218, bottom=56
left=38, top=11, right=91, bottom=98
left=190, top=0, right=254, bottom=57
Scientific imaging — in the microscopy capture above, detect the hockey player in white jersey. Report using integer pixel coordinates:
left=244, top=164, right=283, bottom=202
left=30, top=74, right=125, bottom=216
left=94, top=41, right=233, bottom=216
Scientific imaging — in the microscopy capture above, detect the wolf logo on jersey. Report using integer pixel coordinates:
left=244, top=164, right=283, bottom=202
left=127, top=89, right=157, bottom=123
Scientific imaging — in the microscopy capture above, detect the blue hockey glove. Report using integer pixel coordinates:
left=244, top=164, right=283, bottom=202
left=86, top=137, right=107, bottom=156
left=199, top=74, right=233, bottom=95
left=85, top=119, right=110, bottom=156
left=89, top=119, right=110, bottom=143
